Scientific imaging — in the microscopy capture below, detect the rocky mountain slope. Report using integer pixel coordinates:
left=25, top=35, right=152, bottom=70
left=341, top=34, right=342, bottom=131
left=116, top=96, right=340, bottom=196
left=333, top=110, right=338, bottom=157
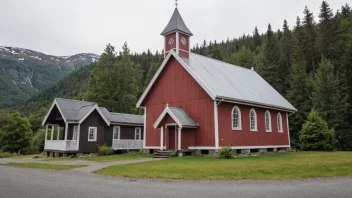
left=0, top=46, right=99, bottom=110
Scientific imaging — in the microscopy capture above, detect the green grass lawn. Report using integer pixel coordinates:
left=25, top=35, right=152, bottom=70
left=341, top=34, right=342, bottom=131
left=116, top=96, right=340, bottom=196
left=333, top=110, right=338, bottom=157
left=11, top=154, right=43, bottom=159
left=43, top=153, right=152, bottom=162
left=96, top=152, right=352, bottom=180
left=3, top=163, right=87, bottom=170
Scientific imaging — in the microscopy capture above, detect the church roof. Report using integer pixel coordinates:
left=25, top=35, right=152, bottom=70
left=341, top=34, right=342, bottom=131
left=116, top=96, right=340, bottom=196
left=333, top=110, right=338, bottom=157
left=161, top=8, right=193, bottom=36
left=153, top=106, right=199, bottom=128
left=137, top=50, right=297, bottom=112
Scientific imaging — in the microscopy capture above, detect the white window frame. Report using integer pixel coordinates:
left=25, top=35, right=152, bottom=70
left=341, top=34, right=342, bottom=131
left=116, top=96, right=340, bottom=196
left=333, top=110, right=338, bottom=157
left=249, top=108, right=257, bottom=132
left=135, top=127, right=142, bottom=140
left=88, top=127, right=97, bottom=142
left=277, top=113, right=283, bottom=133
left=231, top=106, right=242, bottom=130
left=73, top=125, right=79, bottom=141
left=265, top=110, right=272, bottom=132
left=113, top=126, right=120, bottom=140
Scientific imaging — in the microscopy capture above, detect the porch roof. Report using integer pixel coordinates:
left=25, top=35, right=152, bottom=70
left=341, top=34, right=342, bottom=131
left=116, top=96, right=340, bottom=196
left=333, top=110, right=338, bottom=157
left=154, top=106, right=199, bottom=129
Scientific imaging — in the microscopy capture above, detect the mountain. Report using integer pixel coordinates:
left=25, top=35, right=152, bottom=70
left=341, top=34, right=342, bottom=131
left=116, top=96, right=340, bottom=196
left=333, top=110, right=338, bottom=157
left=0, top=46, right=99, bottom=110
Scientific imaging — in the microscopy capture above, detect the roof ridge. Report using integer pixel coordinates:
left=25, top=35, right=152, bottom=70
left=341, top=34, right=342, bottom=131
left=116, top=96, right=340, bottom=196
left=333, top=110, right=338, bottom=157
left=110, top=112, right=143, bottom=116
left=189, top=53, right=254, bottom=72
left=55, top=98, right=96, bottom=103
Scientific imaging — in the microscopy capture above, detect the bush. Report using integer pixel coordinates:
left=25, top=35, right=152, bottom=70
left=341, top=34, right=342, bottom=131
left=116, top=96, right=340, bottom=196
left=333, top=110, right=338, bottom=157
left=218, top=146, right=233, bottom=159
left=139, top=148, right=145, bottom=155
left=170, top=149, right=178, bottom=157
left=33, top=129, right=46, bottom=152
left=300, top=109, right=336, bottom=151
left=97, top=144, right=113, bottom=156
left=0, top=152, right=15, bottom=158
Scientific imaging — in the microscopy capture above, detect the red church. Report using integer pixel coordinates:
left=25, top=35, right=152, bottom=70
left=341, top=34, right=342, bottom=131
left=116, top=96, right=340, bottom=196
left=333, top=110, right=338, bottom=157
left=137, top=8, right=297, bottom=156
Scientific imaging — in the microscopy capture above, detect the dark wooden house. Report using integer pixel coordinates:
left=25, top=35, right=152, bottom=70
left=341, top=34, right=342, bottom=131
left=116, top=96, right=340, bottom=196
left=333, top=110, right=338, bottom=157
left=42, top=98, right=144, bottom=154
left=136, top=8, right=297, bottom=155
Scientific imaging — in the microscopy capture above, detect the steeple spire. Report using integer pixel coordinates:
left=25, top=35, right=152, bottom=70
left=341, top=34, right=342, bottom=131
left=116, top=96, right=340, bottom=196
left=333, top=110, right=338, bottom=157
left=175, top=0, right=178, bottom=8
left=161, top=8, right=193, bottom=36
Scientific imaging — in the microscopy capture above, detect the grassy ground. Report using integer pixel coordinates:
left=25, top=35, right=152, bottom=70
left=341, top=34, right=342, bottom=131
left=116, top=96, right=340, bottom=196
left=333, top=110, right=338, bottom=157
left=3, top=163, right=87, bottom=170
left=96, top=152, right=352, bottom=180
left=11, top=154, right=43, bottom=159
left=43, top=153, right=152, bottom=162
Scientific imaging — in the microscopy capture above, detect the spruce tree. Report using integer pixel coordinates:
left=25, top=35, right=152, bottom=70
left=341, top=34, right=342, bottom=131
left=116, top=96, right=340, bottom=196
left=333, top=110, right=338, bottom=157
left=302, top=6, right=320, bottom=73
left=229, top=46, right=255, bottom=68
left=312, top=58, right=348, bottom=129
left=286, top=36, right=312, bottom=146
left=278, top=20, right=293, bottom=95
left=299, top=109, right=335, bottom=151
left=253, top=26, right=262, bottom=51
left=261, top=24, right=282, bottom=93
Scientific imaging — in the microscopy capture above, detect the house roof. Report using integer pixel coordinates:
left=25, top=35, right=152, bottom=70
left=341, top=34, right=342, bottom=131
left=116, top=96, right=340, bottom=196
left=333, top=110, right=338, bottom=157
left=161, top=8, right=193, bottom=36
left=42, top=98, right=143, bottom=126
left=137, top=50, right=297, bottom=112
left=154, top=106, right=199, bottom=128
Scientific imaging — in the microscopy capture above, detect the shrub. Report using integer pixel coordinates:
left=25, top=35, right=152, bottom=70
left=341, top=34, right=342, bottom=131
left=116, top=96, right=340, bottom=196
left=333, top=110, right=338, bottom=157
left=139, top=148, right=145, bottom=155
left=97, top=144, right=113, bottom=156
left=218, top=146, right=233, bottom=159
left=300, top=109, right=336, bottom=151
left=33, top=129, right=46, bottom=152
left=170, top=149, right=178, bottom=157
left=0, top=152, right=15, bottom=158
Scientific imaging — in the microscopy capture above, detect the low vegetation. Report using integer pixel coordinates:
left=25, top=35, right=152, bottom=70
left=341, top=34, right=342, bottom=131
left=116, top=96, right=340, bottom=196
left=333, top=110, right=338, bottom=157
left=43, top=152, right=151, bottom=162
left=96, top=152, right=352, bottom=180
left=97, top=144, right=113, bottom=156
left=218, top=146, right=233, bottom=159
left=3, top=163, right=87, bottom=170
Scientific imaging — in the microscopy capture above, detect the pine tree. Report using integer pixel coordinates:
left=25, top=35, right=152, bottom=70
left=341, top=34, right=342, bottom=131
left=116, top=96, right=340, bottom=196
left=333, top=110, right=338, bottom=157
left=302, top=6, right=320, bottom=73
left=86, top=43, right=120, bottom=111
left=252, top=26, right=262, bottom=50
left=286, top=36, right=312, bottom=147
left=299, top=109, right=335, bottom=151
left=261, top=24, right=282, bottom=93
left=312, top=58, right=348, bottom=129
left=229, top=46, right=255, bottom=68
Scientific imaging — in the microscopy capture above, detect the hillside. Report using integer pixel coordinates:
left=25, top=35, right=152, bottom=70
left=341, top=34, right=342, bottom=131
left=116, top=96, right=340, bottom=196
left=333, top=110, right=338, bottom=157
left=0, top=46, right=99, bottom=109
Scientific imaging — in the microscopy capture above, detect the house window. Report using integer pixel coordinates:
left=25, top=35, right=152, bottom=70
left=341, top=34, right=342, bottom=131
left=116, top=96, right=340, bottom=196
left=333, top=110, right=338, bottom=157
left=73, top=125, right=78, bottom=140
left=113, top=126, right=120, bottom=140
left=232, top=106, right=242, bottom=130
left=250, top=109, right=257, bottom=131
left=88, top=127, right=97, bottom=141
left=277, top=113, right=283, bottom=132
left=265, top=111, right=272, bottom=132
left=135, top=127, right=142, bottom=140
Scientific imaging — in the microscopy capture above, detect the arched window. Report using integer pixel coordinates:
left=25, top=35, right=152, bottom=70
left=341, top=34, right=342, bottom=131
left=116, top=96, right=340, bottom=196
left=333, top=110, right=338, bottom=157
left=232, top=106, right=242, bottom=130
left=265, top=110, right=272, bottom=132
left=249, top=109, right=257, bottom=131
left=277, top=113, right=283, bottom=132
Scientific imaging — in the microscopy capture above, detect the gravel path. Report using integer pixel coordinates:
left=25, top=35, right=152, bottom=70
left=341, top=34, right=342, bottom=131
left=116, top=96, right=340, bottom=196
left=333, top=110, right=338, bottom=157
left=1, top=166, right=351, bottom=198
left=0, top=157, right=162, bottom=172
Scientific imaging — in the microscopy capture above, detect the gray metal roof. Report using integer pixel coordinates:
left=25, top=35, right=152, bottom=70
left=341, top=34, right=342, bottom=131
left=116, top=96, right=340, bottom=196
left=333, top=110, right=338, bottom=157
left=108, top=113, right=144, bottom=125
left=168, top=107, right=199, bottom=127
left=180, top=53, right=297, bottom=111
left=54, top=98, right=143, bottom=125
left=161, top=8, right=193, bottom=36
left=55, top=98, right=96, bottom=121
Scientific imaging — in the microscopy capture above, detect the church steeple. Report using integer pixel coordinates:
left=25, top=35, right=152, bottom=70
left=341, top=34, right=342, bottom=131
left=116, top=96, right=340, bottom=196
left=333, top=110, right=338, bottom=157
left=162, top=7, right=192, bottom=58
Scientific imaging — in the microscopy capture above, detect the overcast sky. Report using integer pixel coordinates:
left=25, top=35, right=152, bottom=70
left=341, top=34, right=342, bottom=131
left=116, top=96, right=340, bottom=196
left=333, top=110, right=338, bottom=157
left=0, top=0, right=348, bottom=56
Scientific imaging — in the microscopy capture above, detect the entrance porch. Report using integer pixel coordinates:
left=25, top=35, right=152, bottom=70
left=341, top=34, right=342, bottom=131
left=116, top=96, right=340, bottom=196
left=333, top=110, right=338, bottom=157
left=44, top=124, right=79, bottom=152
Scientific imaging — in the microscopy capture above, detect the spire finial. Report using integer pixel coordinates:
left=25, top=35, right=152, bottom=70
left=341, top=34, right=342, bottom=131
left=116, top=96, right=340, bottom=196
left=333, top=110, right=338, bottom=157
left=175, top=0, right=178, bottom=7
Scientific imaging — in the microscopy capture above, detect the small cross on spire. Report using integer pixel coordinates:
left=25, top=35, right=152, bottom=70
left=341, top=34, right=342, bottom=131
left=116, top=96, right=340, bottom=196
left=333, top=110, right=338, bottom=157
left=175, top=0, right=178, bottom=7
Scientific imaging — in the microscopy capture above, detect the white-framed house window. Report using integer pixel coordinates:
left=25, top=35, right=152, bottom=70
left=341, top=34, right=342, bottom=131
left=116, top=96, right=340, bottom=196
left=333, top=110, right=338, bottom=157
left=232, top=106, right=242, bottom=130
left=249, top=108, right=257, bottom=131
left=277, top=113, right=283, bottom=133
left=113, top=126, right=120, bottom=140
left=88, top=127, right=97, bottom=141
left=73, top=125, right=79, bottom=140
left=265, top=111, right=272, bottom=132
left=135, top=127, right=142, bottom=140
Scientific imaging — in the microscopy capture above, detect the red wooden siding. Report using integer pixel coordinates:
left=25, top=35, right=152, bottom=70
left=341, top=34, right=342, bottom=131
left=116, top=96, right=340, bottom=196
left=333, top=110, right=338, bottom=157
left=181, top=128, right=196, bottom=149
left=143, top=57, right=215, bottom=148
left=165, top=33, right=176, bottom=55
left=178, top=32, right=189, bottom=58
left=217, top=102, right=289, bottom=146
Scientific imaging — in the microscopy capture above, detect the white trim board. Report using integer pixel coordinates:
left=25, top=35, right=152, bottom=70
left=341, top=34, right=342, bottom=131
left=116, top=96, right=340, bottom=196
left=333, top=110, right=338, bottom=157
left=78, top=104, right=110, bottom=126
left=42, top=99, right=67, bottom=125
left=188, top=145, right=290, bottom=150
left=136, top=50, right=216, bottom=108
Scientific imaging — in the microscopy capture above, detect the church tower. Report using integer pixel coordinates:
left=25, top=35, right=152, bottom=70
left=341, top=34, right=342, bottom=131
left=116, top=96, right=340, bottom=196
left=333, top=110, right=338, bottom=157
left=161, top=7, right=193, bottom=58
